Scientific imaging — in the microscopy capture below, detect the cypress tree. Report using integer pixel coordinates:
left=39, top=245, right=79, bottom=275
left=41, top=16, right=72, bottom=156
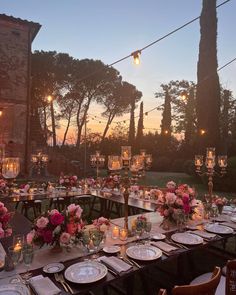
left=196, top=0, right=221, bottom=151
left=161, top=90, right=171, bottom=137
left=136, top=101, right=144, bottom=140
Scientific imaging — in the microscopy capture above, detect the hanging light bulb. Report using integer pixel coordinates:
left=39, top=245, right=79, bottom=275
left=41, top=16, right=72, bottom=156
left=145, top=112, right=148, bottom=118
left=47, top=95, right=53, bottom=103
left=200, top=129, right=206, bottom=135
left=0, top=109, right=3, bottom=117
left=131, top=50, right=141, bottom=65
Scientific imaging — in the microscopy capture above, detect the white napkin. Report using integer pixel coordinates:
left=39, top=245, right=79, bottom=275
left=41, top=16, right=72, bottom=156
left=99, top=256, right=132, bottom=273
left=30, top=275, right=61, bottom=295
left=188, top=230, right=216, bottom=239
left=151, top=241, right=177, bottom=252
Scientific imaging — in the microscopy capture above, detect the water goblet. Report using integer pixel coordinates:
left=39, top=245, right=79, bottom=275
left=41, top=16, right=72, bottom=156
left=81, top=231, right=91, bottom=253
left=8, top=246, right=21, bottom=266
left=145, top=221, right=152, bottom=244
left=22, top=244, right=34, bottom=279
left=90, top=230, right=103, bottom=258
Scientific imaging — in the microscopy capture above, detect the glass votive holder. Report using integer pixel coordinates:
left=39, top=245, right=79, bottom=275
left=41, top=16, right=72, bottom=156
left=111, top=226, right=119, bottom=240
left=119, top=228, right=128, bottom=241
left=8, top=246, right=21, bottom=266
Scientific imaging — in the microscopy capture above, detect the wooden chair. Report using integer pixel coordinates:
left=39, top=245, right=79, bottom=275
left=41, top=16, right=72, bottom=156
left=173, top=266, right=221, bottom=295
left=158, top=289, right=167, bottom=295
left=226, top=260, right=236, bottom=295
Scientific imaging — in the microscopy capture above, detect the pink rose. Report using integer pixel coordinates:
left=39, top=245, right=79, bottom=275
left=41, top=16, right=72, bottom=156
left=184, top=204, right=191, bottom=214
left=0, top=206, right=8, bottom=215
left=60, top=232, right=71, bottom=244
left=0, top=202, right=4, bottom=208
left=27, top=230, right=35, bottom=244
left=59, top=178, right=64, bottom=184
left=163, top=209, right=169, bottom=217
left=166, top=181, right=176, bottom=192
left=42, top=229, right=53, bottom=243
left=72, top=175, right=78, bottom=181
left=36, top=217, right=49, bottom=229
left=50, top=213, right=64, bottom=226
left=75, top=206, right=83, bottom=219
left=175, top=197, right=184, bottom=206
left=49, top=209, right=59, bottom=215
left=67, top=204, right=77, bottom=213
left=166, top=192, right=177, bottom=204
left=182, top=193, right=190, bottom=204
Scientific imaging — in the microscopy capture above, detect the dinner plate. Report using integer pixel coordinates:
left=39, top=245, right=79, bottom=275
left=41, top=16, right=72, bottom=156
left=64, top=261, right=107, bottom=284
left=171, top=233, right=203, bottom=245
left=151, top=233, right=166, bottom=241
left=204, top=223, right=234, bottom=234
left=126, top=245, right=162, bottom=261
left=103, top=246, right=121, bottom=254
left=0, top=284, right=30, bottom=295
left=43, top=262, right=65, bottom=274
left=230, top=216, right=236, bottom=223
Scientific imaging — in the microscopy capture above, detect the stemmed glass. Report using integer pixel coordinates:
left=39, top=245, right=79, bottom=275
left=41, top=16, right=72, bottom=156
left=145, top=221, right=152, bottom=244
left=211, top=204, right=218, bottom=223
left=90, top=230, right=103, bottom=259
left=22, top=244, right=34, bottom=279
left=81, top=231, right=91, bottom=253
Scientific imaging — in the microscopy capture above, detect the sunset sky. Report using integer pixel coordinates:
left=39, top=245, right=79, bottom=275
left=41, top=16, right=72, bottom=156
left=1, top=0, right=236, bottom=143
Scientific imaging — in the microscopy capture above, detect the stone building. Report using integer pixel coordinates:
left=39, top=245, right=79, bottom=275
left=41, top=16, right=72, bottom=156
left=0, top=14, right=41, bottom=174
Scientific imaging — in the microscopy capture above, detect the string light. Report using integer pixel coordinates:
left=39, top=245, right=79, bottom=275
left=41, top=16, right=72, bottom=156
left=131, top=50, right=141, bottom=65
left=164, top=130, right=169, bottom=135
left=145, top=112, right=148, bottom=118
left=0, top=109, right=3, bottom=117
left=200, top=129, right=206, bottom=135
left=47, top=95, right=53, bottom=103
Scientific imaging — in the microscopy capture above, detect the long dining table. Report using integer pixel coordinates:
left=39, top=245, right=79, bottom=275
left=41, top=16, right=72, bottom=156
left=1, top=210, right=236, bottom=295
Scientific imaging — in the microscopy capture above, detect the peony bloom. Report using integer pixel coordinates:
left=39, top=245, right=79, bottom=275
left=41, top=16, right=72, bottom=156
left=50, top=213, right=64, bottom=226
left=36, top=217, right=49, bottom=229
left=26, top=230, right=35, bottom=244
left=42, top=229, right=53, bottom=243
left=182, top=193, right=190, bottom=204
left=184, top=204, right=191, bottom=214
left=60, top=232, right=71, bottom=245
left=165, top=192, right=177, bottom=204
left=166, top=181, right=176, bottom=191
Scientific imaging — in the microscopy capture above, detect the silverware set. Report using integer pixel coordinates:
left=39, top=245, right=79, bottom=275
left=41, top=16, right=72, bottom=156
left=54, top=272, right=73, bottom=294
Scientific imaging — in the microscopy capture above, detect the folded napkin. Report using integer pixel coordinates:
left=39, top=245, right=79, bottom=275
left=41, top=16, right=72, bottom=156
left=188, top=230, right=216, bottom=239
left=98, top=256, right=132, bottom=273
left=30, top=275, right=61, bottom=295
left=151, top=241, right=177, bottom=252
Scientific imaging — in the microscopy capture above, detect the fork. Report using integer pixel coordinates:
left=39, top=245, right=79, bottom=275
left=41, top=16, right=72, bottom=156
left=165, top=238, right=188, bottom=250
left=54, top=273, right=68, bottom=293
left=58, top=273, right=74, bottom=294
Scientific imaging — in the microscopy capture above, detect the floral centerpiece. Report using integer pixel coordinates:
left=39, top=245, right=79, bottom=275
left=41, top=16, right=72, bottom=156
left=27, top=204, right=84, bottom=250
left=0, top=202, right=12, bottom=238
left=212, top=196, right=227, bottom=214
left=131, top=215, right=147, bottom=234
left=59, top=173, right=77, bottom=189
left=93, top=217, right=110, bottom=233
left=157, top=181, right=196, bottom=228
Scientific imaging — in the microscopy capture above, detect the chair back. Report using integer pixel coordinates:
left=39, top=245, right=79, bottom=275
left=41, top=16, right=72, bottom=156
left=172, top=266, right=221, bottom=295
left=158, top=289, right=167, bottom=295
left=226, top=260, right=236, bottom=295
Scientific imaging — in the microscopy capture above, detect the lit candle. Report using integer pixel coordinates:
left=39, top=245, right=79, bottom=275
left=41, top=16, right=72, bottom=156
left=196, top=159, right=201, bottom=166
left=112, top=226, right=119, bottom=239
left=119, top=228, right=128, bottom=241
left=14, top=242, right=22, bottom=251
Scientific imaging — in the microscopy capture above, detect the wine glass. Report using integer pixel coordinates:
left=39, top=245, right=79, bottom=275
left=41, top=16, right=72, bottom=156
left=145, top=221, right=152, bottom=244
left=211, top=204, right=218, bottom=223
left=22, top=244, right=34, bottom=279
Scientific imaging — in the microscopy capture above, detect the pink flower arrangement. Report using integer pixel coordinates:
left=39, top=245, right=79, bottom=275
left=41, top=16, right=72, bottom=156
left=157, top=181, right=196, bottom=225
left=59, top=173, right=77, bottom=188
left=0, top=177, right=8, bottom=194
left=93, top=217, right=110, bottom=232
left=0, top=202, right=12, bottom=238
left=27, top=204, right=84, bottom=248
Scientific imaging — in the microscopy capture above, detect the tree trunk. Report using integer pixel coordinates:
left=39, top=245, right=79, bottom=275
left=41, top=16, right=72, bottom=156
left=61, top=114, right=72, bottom=147
left=196, top=0, right=221, bottom=152
left=50, top=101, right=57, bottom=147
left=101, top=113, right=115, bottom=143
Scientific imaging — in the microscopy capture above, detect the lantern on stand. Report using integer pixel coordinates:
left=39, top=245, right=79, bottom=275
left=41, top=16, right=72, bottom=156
left=1, top=157, right=20, bottom=194
left=90, top=151, right=105, bottom=178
